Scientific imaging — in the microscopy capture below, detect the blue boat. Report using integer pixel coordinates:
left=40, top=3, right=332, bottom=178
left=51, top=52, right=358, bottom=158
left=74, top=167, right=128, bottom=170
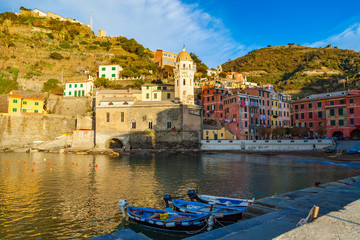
left=164, top=195, right=247, bottom=222
left=187, top=189, right=255, bottom=207
left=118, top=200, right=213, bottom=233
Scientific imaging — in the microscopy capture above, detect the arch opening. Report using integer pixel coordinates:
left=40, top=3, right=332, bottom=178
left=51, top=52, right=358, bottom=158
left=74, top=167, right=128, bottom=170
left=350, top=129, right=360, bottom=140
left=106, top=138, right=123, bottom=150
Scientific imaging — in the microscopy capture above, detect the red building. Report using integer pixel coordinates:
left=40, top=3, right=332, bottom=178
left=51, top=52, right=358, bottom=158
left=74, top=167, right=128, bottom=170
left=292, top=90, right=360, bottom=139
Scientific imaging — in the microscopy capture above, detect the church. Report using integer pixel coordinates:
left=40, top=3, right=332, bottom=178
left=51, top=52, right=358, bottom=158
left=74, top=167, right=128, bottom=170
left=94, top=47, right=203, bottom=150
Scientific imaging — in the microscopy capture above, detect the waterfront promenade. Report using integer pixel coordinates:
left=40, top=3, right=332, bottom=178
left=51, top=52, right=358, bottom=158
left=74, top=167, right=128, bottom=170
left=90, top=175, right=360, bottom=240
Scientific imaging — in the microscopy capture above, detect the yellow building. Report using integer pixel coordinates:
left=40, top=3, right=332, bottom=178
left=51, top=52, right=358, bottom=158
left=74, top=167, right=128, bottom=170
left=8, top=94, right=44, bottom=115
left=203, top=127, right=236, bottom=140
left=271, top=93, right=279, bottom=127
left=141, top=84, right=175, bottom=101
left=154, top=50, right=178, bottom=68
left=198, top=80, right=222, bottom=88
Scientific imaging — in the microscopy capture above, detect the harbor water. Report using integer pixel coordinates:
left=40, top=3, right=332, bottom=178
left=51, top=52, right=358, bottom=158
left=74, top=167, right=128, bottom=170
left=0, top=152, right=359, bottom=239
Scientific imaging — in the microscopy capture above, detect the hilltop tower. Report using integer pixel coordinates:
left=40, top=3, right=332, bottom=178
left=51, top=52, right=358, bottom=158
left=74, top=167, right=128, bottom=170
left=174, top=47, right=196, bottom=105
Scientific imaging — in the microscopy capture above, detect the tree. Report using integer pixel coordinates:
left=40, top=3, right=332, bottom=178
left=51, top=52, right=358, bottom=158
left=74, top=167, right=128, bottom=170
left=219, top=72, right=226, bottom=78
left=94, top=77, right=110, bottom=88
left=272, top=127, right=286, bottom=139
left=42, top=79, right=63, bottom=94
left=315, top=125, right=327, bottom=138
left=190, top=52, right=208, bottom=78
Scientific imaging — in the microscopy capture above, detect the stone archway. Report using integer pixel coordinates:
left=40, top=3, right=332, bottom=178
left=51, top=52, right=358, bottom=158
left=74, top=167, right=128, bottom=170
left=106, top=138, right=124, bottom=150
left=332, top=131, right=343, bottom=139
left=350, top=129, right=360, bottom=140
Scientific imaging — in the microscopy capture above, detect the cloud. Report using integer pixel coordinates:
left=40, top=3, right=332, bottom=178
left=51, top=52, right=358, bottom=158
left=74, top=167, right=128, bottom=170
left=309, top=24, right=360, bottom=51
left=2, top=0, right=248, bottom=67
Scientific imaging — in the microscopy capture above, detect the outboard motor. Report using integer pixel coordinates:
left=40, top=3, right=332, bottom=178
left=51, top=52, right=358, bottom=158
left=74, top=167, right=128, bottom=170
left=163, top=194, right=172, bottom=208
left=118, top=200, right=128, bottom=218
left=187, top=189, right=202, bottom=202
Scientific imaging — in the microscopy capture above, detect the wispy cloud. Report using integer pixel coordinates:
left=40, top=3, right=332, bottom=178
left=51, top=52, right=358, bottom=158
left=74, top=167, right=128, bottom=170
left=309, top=24, right=360, bottom=51
left=4, top=0, right=249, bottom=67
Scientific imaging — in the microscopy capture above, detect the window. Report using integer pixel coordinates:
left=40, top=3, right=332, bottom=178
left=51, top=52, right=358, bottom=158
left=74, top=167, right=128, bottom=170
left=22, top=109, right=26, bottom=113
left=211, top=96, right=214, bottom=101
left=146, top=86, right=149, bottom=89
left=75, top=91, right=77, bottom=97
left=82, top=90, right=85, bottom=96
left=121, top=112, right=124, bottom=122
left=146, top=93, right=149, bottom=99
left=350, top=99, right=354, bottom=104
left=308, top=103, right=312, bottom=109
left=340, top=99, right=345, bottom=104
left=69, top=92, right=72, bottom=96
left=301, top=104, right=304, bottom=109
left=318, top=111, right=323, bottom=118
left=167, top=121, right=172, bottom=129
left=34, top=110, right=38, bottom=113
left=349, top=108, right=354, bottom=114
left=13, top=99, right=18, bottom=103
left=75, top=84, right=77, bottom=88
left=267, top=101, right=269, bottom=106
left=309, top=112, right=312, bottom=119
left=102, top=74, right=105, bottom=77
left=350, top=119, right=354, bottom=125
left=154, top=93, right=157, bottom=99
left=80, top=84, right=83, bottom=87
left=35, top=102, right=39, bottom=106
left=338, top=108, right=343, bottom=116
left=163, top=87, right=167, bottom=90
left=330, top=101, right=334, bottom=105
left=112, top=67, right=116, bottom=70
left=112, top=74, right=116, bottom=78
left=183, top=79, right=186, bottom=85
left=245, top=113, right=248, bottom=118
left=131, top=121, right=136, bottom=129
left=295, top=105, right=298, bottom=110
left=12, top=108, right=17, bottom=112
left=339, top=120, right=344, bottom=126
left=148, top=121, right=153, bottom=129
left=330, top=109, right=335, bottom=116
left=331, top=120, right=335, bottom=126
left=106, top=112, right=110, bottom=122
left=102, top=67, right=106, bottom=71
left=318, top=102, right=321, bottom=107
left=245, top=121, right=248, bottom=127
left=167, top=93, right=171, bottom=99
left=301, top=113, right=304, bottom=119
left=23, top=101, right=27, bottom=105
left=309, top=122, right=313, bottom=128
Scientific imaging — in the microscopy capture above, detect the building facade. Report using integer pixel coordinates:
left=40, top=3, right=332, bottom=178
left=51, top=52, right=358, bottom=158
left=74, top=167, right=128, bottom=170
left=64, top=79, right=94, bottom=97
left=292, top=90, right=360, bottom=139
left=8, top=93, right=45, bottom=115
left=154, top=50, right=178, bottom=68
left=98, top=65, right=123, bottom=80
left=141, top=84, right=174, bottom=101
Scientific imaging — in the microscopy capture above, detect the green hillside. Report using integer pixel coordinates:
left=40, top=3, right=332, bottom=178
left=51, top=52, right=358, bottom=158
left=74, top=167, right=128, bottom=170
left=0, top=10, right=157, bottom=94
left=223, top=45, right=360, bottom=98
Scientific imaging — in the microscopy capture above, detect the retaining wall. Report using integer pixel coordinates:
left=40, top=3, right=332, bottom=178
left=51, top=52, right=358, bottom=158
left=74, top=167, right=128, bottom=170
left=201, top=139, right=334, bottom=151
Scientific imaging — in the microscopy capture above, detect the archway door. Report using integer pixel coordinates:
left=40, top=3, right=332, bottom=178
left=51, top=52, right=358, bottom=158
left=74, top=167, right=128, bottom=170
left=350, top=129, right=360, bottom=140
left=332, top=131, right=343, bottom=139
left=107, top=138, right=124, bottom=150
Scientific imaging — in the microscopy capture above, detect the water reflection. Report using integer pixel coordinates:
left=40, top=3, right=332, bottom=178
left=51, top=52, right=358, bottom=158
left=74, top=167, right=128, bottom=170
left=0, top=152, right=359, bottom=239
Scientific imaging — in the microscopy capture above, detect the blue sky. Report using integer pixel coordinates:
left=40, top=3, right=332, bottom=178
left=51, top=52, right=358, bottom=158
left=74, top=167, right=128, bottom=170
left=1, top=0, right=360, bottom=68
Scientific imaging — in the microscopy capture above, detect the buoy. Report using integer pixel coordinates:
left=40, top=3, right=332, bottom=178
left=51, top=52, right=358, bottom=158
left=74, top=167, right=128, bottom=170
left=23, top=161, right=26, bottom=164
left=47, top=162, right=50, bottom=166
left=89, top=163, right=91, bottom=167
left=50, top=168, right=53, bottom=172
left=31, top=168, right=34, bottom=172
left=26, top=167, right=29, bottom=171
left=54, top=163, right=57, bottom=167
left=10, top=160, right=12, bottom=163
left=95, top=164, right=98, bottom=168
left=33, top=162, right=36, bottom=166
left=44, top=158, right=46, bottom=161
left=18, top=160, right=20, bottom=163
left=72, top=162, right=74, bottom=166
left=6, top=167, right=9, bottom=171
left=76, top=163, right=78, bottom=166
left=4, top=160, right=6, bottom=163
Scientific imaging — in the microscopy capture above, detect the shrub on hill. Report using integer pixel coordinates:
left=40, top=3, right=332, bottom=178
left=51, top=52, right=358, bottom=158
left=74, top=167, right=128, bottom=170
left=50, top=52, right=64, bottom=60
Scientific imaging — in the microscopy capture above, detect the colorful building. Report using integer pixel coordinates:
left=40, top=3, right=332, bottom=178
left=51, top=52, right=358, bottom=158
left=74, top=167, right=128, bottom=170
left=141, top=84, right=175, bottom=101
left=154, top=50, right=178, bottom=68
left=64, top=78, right=94, bottom=97
left=292, top=90, right=360, bottom=139
left=7, top=92, right=45, bottom=115
left=98, top=65, right=123, bottom=80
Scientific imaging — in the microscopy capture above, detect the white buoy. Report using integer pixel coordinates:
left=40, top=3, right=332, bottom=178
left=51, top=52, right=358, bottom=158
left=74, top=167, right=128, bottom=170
left=118, top=200, right=128, bottom=218
left=44, top=158, right=46, bottom=161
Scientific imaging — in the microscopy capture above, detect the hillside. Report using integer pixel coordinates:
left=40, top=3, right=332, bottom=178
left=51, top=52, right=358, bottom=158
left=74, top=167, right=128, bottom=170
left=223, top=45, right=360, bottom=98
left=0, top=10, right=157, bottom=94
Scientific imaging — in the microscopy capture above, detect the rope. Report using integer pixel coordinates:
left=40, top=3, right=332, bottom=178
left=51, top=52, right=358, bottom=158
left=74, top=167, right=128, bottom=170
left=185, top=220, right=210, bottom=235
left=296, top=205, right=315, bottom=227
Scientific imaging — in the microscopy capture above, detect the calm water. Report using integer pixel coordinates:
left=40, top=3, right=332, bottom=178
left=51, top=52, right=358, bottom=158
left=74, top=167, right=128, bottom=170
left=0, top=152, right=359, bottom=239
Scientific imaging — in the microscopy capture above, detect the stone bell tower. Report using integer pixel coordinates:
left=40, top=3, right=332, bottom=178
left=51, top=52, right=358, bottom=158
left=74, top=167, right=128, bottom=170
left=174, top=47, right=196, bottom=105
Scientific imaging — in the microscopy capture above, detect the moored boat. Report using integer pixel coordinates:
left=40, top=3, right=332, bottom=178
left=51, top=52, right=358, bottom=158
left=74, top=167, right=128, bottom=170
left=164, top=195, right=247, bottom=222
left=187, top=189, right=255, bottom=207
left=118, top=200, right=213, bottom=233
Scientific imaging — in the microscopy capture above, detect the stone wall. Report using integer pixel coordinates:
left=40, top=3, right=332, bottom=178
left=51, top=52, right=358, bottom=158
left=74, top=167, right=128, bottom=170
left=0, top=115, right=76, bottom=148
left=47, top=95, right=93, bottom=117
left=129, top=131, right=200, bottom=150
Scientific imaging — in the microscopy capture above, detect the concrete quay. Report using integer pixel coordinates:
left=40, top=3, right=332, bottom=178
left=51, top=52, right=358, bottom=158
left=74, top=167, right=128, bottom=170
left=90, top=175, right=360, bottom=240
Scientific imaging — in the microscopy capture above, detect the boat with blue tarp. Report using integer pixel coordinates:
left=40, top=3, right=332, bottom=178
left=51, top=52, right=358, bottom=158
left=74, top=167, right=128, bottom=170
left=164, top=195, right=247, bottom=222
left=187, top=189, right=255, bottom=207
left=118, top=200, right=213, bottom=234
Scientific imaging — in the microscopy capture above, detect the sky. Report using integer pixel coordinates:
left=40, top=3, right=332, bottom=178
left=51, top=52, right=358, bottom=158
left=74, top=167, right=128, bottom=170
left=1, top=0, right=360, bottom=68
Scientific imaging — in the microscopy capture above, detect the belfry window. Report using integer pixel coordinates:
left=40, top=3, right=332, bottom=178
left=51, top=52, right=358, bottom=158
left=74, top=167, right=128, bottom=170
left=183, top=79, right=186, bottom=85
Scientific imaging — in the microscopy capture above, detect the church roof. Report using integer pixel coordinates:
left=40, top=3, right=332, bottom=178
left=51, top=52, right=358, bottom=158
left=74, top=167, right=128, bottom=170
left=176, top=48, right=192, bottom=62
